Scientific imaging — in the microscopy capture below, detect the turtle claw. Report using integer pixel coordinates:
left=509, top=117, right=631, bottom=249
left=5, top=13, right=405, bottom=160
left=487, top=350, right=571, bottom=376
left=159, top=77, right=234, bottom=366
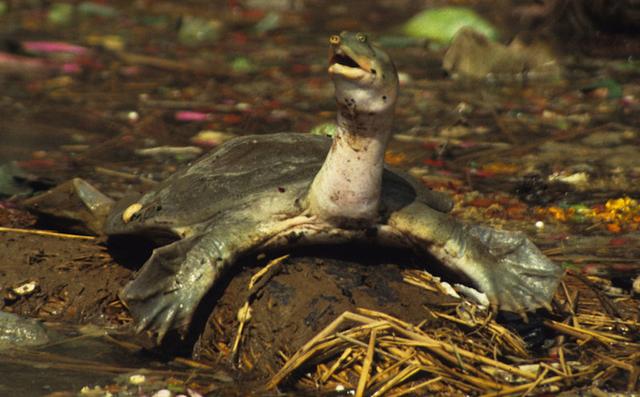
left=126, top=288, right=190, bottom=342
left=119, top=235, right=219, bottom=342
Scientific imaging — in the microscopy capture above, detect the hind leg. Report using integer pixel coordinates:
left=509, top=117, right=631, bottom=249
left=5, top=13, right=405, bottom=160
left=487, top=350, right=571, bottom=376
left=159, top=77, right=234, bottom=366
left=388, top=201, right=562, bottom=312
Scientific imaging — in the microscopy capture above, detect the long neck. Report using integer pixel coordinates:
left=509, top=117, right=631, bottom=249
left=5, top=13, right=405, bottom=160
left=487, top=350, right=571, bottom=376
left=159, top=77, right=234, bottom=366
left=308, top=102, right=394, bottom=226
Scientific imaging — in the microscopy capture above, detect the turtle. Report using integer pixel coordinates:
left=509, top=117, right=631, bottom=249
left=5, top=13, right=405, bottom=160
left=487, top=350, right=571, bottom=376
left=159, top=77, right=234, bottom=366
left=101, top=31, right=562, bottom=341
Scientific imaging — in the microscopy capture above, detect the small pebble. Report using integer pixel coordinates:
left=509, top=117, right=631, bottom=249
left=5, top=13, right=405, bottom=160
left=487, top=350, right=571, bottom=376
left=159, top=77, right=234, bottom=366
left=398, top=71, right=412, bottom=85
left=186, top=389, right=203, bottom=397
left=235, top=102, right=251, bottom=111
left=86, top=34, right=125, bottom=51
left=127, top=111, right=139, bottom=122
left=190, top=130, right=235, bottom=147
left=455, top=101, right=473, bottom=115
left=129, top=374, right=146, bottom=385
left=151, top=390, right=171, bottom=397
left=535, top=220, right=544, bottom=229
left=12, top=280, right=37, bottom=296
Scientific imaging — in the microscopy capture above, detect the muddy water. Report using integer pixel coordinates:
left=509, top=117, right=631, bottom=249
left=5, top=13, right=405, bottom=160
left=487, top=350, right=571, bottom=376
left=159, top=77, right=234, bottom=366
left=1, top=332, right=147, bottom=396
left=0, top=326, right=327, bottom=396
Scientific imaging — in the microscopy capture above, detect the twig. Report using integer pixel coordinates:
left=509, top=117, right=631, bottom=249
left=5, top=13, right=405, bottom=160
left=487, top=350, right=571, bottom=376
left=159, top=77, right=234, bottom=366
left=386, top=376, right=443, bottom=397
left=114, top=51, right=228, bottom=77
left=94, top=166, right=157, bottom=186
left=355, top=329, right=377, bottom=397
left=544, top=320, right=630, bottom=344
left=567, top=270, right=622, bottom=318
left=231, top=255, right=289, bottom=364
left=319, top=347, right=353, bottom=383
left=0, top=226, right=95, bottom=240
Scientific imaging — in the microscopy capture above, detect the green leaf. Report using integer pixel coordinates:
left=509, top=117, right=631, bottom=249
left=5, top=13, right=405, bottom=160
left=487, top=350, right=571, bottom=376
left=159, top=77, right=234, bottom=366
left=403, top=7, right=498, bottom=44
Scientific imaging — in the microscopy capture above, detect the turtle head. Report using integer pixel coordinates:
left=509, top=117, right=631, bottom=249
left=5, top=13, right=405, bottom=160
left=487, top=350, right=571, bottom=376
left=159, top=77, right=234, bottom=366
left=328, top=31, right=398, bottom=114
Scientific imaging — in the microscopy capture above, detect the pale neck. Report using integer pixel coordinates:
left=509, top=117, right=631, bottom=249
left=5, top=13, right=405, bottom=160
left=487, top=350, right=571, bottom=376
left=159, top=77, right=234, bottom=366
left=308, top=103, right=394, bottom=226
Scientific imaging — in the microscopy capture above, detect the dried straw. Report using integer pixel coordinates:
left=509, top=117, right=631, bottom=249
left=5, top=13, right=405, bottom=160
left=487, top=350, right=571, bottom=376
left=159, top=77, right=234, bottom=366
left=265, top=269, right=639, bottom=395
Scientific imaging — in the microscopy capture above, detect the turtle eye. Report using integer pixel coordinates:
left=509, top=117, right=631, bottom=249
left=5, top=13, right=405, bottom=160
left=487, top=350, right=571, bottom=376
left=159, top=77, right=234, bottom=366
left=356, top=32, right=367, bottom=43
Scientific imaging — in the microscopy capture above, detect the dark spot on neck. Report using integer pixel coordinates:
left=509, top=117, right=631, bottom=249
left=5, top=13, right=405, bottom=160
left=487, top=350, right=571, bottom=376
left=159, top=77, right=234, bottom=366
left=382, top=96, right=387, bottom=101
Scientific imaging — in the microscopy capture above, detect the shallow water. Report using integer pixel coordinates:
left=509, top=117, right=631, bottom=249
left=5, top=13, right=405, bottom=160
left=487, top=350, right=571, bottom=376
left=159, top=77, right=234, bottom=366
left=0, top=324, right=331, bottom=396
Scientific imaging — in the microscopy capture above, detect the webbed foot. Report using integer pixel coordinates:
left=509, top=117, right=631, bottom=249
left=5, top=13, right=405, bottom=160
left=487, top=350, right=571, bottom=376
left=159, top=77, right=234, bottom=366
left=119, top=235, right=217, bottom=342
left=465, top=224, right=562, bottom=312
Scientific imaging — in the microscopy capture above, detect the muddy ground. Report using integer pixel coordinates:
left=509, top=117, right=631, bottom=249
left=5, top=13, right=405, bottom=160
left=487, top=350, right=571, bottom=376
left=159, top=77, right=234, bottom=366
left=0, top=216, right=466, bottom=375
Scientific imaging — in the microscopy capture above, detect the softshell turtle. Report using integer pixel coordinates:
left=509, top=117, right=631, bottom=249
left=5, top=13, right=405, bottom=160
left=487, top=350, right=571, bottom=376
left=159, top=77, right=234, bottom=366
left=103, top=32, right=562, bottom=341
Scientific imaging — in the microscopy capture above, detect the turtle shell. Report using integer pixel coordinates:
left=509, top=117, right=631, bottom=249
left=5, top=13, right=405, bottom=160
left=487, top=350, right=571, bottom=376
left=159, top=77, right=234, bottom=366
left=104, top=133, right=331, bottom=239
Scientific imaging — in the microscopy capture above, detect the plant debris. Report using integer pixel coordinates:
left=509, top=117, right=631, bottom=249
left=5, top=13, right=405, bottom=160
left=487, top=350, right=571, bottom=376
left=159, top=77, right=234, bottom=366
left=267, top=269, right=639, bottom=396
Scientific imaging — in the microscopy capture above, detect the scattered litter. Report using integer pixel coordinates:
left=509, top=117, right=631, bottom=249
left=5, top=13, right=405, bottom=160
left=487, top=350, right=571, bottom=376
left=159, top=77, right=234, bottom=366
left=47, top=3, right=73, bottom=25
left=22, top=41, right=89, bottom=55
left=254, top=12, right=280, bottom=34
left=403, top=6, right=498, bottom=44
left=178, top=16, right=221, bottom=46
left=85, top=34, right=125, bottom=51
left=544, top=197, right=640, bottom=233
left=175, top=111, right=211, bottom=122
left=0, top=52, right=51, bottom=75
left=190, top=130, right=236, bottom=147
left=582, top=78, right=623, bottom=99
left=78, top=2, right=119, bottom=18
left=548, top=171, right=589, bottom=187
left=135, top=146, right=203, bottom=160
left=127, top=111, right=139, bottom=122
left=129, top=374, right=146, bottom=385
left=230, top=56, right=255, bottom=73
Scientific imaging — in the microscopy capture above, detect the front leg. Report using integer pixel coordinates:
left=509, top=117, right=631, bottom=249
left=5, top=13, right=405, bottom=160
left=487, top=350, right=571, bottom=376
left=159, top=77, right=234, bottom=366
left=388, top=202, right=562, bottom=312
left=119, top=230, right=243, bottom=342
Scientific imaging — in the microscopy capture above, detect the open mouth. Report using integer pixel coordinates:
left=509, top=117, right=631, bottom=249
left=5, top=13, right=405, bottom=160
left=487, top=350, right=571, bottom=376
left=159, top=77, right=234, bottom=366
left=330, top=53, right=361, bottom=69
left=328, top=48, right=370, bottom=80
